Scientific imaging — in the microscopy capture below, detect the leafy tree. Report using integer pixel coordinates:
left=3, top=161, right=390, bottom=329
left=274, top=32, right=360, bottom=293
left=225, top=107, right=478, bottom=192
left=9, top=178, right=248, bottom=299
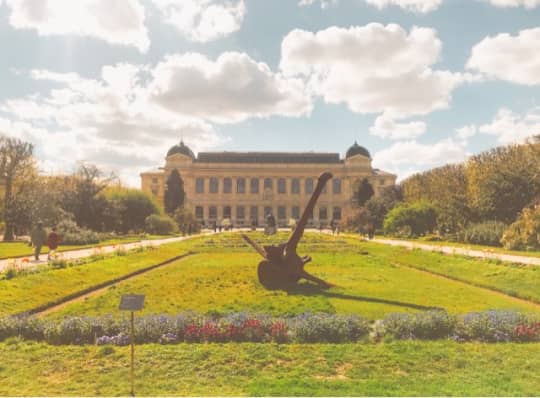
left=354, top=178, right=374, bottom=207
left=164, top=169, right=185, bottom=215
left=0, top=136, right=34, bottom=241
left=365, top=185, right=403, bottom=229
left=61, top=164, right=116, bottom=230
left=501, top=204, right=540, bottom=250
left=105, top=188, right=161, bottom=233
left=383, top=201, right=438, bottom=237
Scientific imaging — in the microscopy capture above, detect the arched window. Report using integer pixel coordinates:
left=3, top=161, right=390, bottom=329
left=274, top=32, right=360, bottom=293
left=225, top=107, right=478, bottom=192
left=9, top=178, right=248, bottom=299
left=223, top=178, right=232, bottom=193
left=250, top=178, right=259, bottom=194
left=264, top=178, right=273, bottom=190
left=333, top=178, right=341, bottom=194
left=291, top=178, right=300, bottom=194
left=196, top=177, right=204, bottom=193
left=305, top=178, right=314, bottom=194
left=237, top=178, right=246, bottom=194
left=278, top=178, right=286, bottom=194
left=209, top=177, right=219, bottom=193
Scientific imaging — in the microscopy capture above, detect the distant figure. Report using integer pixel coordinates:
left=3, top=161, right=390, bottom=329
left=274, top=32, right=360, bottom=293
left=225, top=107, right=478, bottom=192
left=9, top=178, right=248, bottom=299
left=251, top=218, right=257, bottom=231
left=265, top=212, right=276, bottom=235
left=213, top=221, right=217, bottom=233
left=30, top=222, right=47, bottom=261
left=367, top=222, right=375, bottom=240
left=47, top=226, right=61, bottom=261
left=335, top=223, right=340, bottom=236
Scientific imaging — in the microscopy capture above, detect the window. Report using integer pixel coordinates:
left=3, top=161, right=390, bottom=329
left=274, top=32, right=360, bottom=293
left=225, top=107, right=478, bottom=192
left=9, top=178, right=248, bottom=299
left=278, top=178, right=286, bottom=194
left=209, top=206, right=217, bottom=219
left=151, top=188, right=158, bottom=196
left=264, top=206, right=273, bottom=217
left=209, top=177, right=219, bottom=193
left=292, top=206, right=300, bottom=219
left=264, top=178, right=273, bottom=190
left=332, top=207, right=342, bottom=221
left=380, top=178, right=385, bottom=186
left=223, top=206, right=231, bottom=219
left=195, top=206, right=204, bottom=219
left=223, top=178, right=232, bottom=193
left=237, top=206, right=245, bottom=220
left=152, top=177, right=158, bottom=184
left=250, top=206, right=258, bottom=221
left=291, top=178, right=300, bottom=194
left=333, top=178, right=341, bottom=194
left=236, top=178, right=246, bottom=194
left=305, top=178, right=314, bottom=194
left=278, top=206, right=286, bottom=220
left=196, top=177, right=204, bottom=193
left=319, top=207, right=327, bottom=220
left=250, top=178, right=259, bottom=194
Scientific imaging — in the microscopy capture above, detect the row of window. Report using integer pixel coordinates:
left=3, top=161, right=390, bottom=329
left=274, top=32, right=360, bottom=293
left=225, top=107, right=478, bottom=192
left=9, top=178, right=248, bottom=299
left=195, top=177, right=342, bottom=195
left=195, top=205, right=342, bottom=221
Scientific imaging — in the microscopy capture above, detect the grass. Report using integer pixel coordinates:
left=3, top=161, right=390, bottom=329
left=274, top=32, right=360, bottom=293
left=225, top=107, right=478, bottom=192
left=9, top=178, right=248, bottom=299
left=0, top=242, right=190, bottom=317
left=0, top=234, right=177, bottom=260
left=0, top=340, right=538, bottom=396
left=48, top=232, right=540, bottom=319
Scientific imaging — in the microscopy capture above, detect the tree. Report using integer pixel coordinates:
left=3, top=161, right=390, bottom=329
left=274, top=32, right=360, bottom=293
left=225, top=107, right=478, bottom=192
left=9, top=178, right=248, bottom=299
left=105, top=188, right=161, bottom=233
left=365, top=185, right=403, bottom=229
left=383, top=201, right=438, bottom=237
left=354, top=178, right=374, bottom=207
left=164, top=169, right=185, bottom=215
left=0, top=136, right=34, bottom=241
left=60, top=164, right=116, bottom=230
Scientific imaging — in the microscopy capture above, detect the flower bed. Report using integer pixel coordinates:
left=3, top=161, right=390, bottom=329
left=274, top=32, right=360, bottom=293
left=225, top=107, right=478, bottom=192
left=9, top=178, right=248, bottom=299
left=0, top=311, right=538, bottom=345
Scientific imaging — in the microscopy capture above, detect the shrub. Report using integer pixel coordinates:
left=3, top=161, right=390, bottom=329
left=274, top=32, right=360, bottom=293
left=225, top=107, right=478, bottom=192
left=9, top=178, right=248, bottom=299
left=456, top=221, right=507, bottom=247
left=383, top=201, right=438, bottom=237
left=501, top=204, right=540, bottom=250
left=379, top=311, right=455, bottom=340
left=105, top=188, right=161, bottom=234
left=144, top=214, right=178, bottom=235
left=56, top=218, right=100, bottom=245
left=453, top=310, right=529, bottom=342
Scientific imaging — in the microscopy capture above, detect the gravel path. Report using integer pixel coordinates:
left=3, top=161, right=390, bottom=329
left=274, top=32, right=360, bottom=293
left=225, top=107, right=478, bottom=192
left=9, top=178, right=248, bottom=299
left=0, top=232, right=215, bottom=272
left=371, top=237, right=540, bottom=266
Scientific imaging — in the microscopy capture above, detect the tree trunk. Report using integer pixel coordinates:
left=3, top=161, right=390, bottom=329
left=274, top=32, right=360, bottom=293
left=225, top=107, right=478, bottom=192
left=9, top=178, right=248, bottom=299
left=3, top=177, right=14, bottom=241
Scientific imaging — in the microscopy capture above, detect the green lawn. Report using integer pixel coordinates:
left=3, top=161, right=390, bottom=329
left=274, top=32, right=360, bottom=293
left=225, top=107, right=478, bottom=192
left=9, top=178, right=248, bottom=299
left=48, top=233, right=540, bottom=319
left=0, top=242, right=189, bottom=317
left=0, top=234, right=177, bottom=260
left=0, top=340, right=538, bottom=396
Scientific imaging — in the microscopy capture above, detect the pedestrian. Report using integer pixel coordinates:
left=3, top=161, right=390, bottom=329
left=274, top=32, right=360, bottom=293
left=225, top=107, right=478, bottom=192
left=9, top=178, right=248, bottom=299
left=30, top=222, right=47, bottom=261
left=367, top=222, right=375, bottom=240
left=47, top=226, right=61, bottom=261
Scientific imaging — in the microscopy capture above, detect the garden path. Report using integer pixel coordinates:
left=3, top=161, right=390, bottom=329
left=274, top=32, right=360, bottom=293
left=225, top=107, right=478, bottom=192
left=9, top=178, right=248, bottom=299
left=0, top=232, right=215, bottom=272
left=371, top=237, right=540, bottom=266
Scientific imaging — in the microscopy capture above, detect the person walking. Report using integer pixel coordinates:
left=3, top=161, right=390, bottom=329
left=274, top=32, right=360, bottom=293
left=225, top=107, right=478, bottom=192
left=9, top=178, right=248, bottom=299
left=46, top=226, right=61, bottom=261
left=30, top=222, right=47, bottom=261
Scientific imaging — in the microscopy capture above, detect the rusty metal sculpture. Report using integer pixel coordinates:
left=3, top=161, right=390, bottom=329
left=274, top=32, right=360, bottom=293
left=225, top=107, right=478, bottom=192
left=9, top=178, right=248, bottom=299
left=242, top=172, right=334, bottom=290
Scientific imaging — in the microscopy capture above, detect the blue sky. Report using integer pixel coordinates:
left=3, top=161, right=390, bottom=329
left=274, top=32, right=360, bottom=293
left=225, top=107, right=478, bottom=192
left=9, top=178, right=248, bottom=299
left=0, top=0, right=539, bottom=185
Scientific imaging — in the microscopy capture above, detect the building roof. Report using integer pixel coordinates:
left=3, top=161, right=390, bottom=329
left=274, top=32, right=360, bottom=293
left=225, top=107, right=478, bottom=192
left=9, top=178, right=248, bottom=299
left=346, top=142, right=371, bottom=159
left=167, top=141, right=195, bottom=158
left=195, top=152, right=342, bottom=164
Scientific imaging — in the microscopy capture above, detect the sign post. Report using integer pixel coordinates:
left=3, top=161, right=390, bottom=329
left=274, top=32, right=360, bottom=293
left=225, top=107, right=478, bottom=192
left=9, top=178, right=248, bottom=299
left=119, top=294, right=145, bottom=397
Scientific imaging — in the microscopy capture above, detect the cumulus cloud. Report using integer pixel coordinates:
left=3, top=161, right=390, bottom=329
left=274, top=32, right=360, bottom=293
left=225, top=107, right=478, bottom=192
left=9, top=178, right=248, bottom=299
left=149, top=52, right=312, bottom=123
left=281, top=24, right=469, bottom=120
left=487, top=0, right=540, bottom=8
left=455, top=124, right=477, bottom=144
left=4, top=0, right=150, bottom=52
left=372, top=138, right=468, bottom=180
left=467, top=27, right=540, bottom=85
left=479, top=107, right=540, bottom=144
left=151, top=0, right=245, bottom=42
left=364, top=0, right=442, bottom=12
left=298, top=0, right=339, bottom=8
left=369, top=113, right=426, bottom=140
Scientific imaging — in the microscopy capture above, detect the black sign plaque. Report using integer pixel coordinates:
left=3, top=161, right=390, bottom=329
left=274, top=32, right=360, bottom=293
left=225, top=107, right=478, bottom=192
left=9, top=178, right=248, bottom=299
left=119, top=294, right=145, bottom=311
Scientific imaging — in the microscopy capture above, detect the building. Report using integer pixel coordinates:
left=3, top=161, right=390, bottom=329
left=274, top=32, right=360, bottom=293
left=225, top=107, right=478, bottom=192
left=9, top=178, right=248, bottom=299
left=140, top=141, right=396, bottom=227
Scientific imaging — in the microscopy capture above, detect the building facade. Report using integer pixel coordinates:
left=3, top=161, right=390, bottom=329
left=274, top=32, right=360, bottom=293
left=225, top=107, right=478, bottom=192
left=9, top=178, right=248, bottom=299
left=140, top=141, right=396, bottom=227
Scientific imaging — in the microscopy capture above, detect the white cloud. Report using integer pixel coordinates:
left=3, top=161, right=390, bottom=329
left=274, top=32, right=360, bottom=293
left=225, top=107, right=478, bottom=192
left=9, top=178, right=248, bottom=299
left=479, top=107, right=540, bottom=144
left=487, top=0, right=540, bottom=8
left=456, top=124, right=477, bottom=142
left=467, top=27, right=540, bottom=85
left=149, top=52, right=313, bottom=123
left=299, top=0, right=441, bottom=12
left=5, top=0, right=150, bottom=52
left=0, top=63, right=223, bottom=186
left=370, top=113, right=426, bottom=140
left=372, top=138, right=468, bottom=179
left=364, top=0, right=442, bottom=13
left=281, top=24, right=469, bottom=119
left=151, top=0, right=245, bottom=42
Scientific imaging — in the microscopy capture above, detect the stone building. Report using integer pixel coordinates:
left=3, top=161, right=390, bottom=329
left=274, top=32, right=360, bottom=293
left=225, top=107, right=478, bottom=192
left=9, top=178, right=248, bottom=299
left=140, top=141, right=396, bottom=227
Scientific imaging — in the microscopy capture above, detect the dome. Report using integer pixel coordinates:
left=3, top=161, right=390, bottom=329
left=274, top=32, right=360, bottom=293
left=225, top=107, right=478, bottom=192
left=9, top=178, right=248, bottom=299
left=346, top=141, right=371, bottom=159
left=167, top=141, right=195, bottom=158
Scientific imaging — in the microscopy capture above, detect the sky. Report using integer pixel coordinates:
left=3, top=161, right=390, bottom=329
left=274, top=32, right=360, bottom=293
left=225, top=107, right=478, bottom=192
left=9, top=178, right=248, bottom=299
left=0, top=0, right=539, bottom=186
